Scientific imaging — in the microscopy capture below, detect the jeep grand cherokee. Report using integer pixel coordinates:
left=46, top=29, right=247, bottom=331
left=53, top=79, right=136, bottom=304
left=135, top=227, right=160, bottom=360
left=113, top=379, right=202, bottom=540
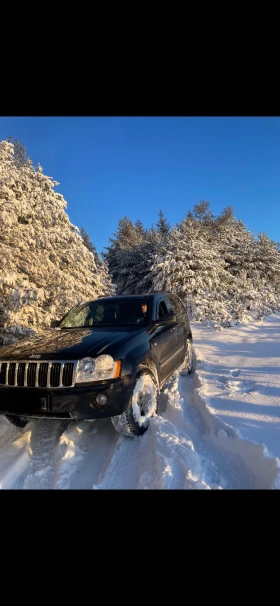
left=0, top=293, right=193, bottom=437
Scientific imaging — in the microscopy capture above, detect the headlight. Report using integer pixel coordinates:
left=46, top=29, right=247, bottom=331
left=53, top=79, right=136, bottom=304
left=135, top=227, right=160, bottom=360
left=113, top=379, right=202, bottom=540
left=76, top=357, right=96, bottom=382
left=76, top=355, right=121, bottom=383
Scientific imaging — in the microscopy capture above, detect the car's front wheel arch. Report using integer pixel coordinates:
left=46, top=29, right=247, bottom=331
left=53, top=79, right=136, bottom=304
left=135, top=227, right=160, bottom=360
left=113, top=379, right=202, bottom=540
left=111, top=367, right=159, bottom=437
left=131, top=355, right=159, bottom=388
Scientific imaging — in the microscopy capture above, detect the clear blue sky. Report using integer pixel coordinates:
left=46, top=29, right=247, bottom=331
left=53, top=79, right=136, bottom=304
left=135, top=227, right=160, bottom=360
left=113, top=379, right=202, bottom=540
left=1, top=117, right=280, bottom=253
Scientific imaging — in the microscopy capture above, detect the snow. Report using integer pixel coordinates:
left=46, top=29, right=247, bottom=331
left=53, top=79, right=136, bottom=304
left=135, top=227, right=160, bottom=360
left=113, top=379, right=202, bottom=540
left=193, top=313, right=280, bottom=462
left=131, top=373, right=157, bottom=427
left=0, top=314, right=280, bottom=489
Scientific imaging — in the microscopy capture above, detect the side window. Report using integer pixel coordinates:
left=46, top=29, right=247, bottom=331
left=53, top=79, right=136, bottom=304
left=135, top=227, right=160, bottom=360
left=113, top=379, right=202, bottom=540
left=174, top=295, right=189, bottom=324
left=166, top=295, right=183, bottom=322
left=177, top=297, right=187, bottom=318
left=165, top=296, right=175, bottom=314
left=157, top=299, right=168, bottom=319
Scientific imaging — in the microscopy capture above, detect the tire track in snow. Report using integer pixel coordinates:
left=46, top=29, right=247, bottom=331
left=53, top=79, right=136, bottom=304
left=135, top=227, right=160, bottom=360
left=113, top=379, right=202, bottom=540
left=0, top=417, right=23, bottom=450
left=147, top=416, right=211, bottom=489
left=54, top=420, right=120, bottom=489
left=0, top=432, right=31, bottom=489
left=21, top=420, right=69, bottom=489
left=92, top=392, right=213, bottom=490
left=175, top=368, right=280, bottom=489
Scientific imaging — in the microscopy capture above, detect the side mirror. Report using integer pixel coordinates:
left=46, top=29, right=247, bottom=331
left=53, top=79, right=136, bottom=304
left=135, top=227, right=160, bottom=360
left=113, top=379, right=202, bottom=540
left=50, top=319, right=59, bottom=328
left=153, top=313, right=177, bottom=329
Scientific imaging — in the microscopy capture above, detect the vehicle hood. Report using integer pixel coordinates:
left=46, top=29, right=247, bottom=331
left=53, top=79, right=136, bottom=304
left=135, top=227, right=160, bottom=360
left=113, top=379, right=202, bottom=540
left=0, top=327, right=145, bottom=361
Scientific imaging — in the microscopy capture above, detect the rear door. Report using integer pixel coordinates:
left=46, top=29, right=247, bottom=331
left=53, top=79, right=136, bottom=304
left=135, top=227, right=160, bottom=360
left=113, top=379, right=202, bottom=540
left=150, top=297, right=178, bottom=383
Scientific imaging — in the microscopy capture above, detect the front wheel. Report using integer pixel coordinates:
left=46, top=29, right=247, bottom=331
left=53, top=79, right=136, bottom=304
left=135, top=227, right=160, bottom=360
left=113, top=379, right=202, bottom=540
left=180, top=339, right=194, bottom=375
left=111, top=369, right=159, bottom=437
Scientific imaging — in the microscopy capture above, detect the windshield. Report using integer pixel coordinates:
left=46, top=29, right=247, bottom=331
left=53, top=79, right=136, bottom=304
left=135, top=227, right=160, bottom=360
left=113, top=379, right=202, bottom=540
left=58, top=299, right=149, bottom=329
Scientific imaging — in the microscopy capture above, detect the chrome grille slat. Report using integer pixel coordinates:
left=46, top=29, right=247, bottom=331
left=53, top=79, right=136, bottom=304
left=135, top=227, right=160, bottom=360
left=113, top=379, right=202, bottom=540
left=47, top=363, right=52, bottom=388
left=0, top=360, right=77, bottom=388
left=59, top=363, right=64, bottom=387
left=24, top=363, right=29, bottom=386
left=6, top=362, right=10, bottom=386
left=35, top=363, right=40, bottom=387
left=14, top=362, right=19, bottom=387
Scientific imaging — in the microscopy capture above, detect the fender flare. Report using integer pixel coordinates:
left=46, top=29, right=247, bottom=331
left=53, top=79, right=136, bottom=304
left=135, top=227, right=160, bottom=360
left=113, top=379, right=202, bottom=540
left=132, top=353, right=159, bottom=388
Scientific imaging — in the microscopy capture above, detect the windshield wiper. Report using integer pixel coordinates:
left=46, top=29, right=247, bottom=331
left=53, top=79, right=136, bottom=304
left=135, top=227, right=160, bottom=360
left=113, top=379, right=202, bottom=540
left=59, top=323, right=139, bottom=329
left=59, top=324, right=116, bottom=329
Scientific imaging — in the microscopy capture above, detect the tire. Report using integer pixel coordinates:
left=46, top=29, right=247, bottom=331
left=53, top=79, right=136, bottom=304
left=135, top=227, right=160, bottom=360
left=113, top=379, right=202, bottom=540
left=180, top=338, right=194, bottom=375
left=6, top=414, right=29, bottom=429
left=111, top=368, right=159, bottom=437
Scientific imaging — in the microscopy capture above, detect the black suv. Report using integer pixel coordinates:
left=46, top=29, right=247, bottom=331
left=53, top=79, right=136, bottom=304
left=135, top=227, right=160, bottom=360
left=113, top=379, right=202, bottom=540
left=0, top=293, right=193, bottom=437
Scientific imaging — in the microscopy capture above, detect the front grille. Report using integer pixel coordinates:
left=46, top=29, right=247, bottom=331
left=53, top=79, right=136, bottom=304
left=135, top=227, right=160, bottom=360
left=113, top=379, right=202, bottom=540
left=0, top=361, right=76, bottom=388
left=8, top=363, right=16, bottom=385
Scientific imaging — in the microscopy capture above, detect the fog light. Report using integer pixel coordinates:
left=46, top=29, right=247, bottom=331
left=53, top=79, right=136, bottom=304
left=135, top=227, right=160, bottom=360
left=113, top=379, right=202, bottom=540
left=96, top=393, right=107, bottom=406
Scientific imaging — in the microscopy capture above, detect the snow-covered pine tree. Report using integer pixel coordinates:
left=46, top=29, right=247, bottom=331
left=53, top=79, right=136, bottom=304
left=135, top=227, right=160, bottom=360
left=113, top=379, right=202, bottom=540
left=151, top=215, right=234, bottom=327
left=104, top=211, right=171, bottom=296
left=104, top=216, right=147, bottom=294
left=105, top=200, right=280, bottom=326
left=254, top=233, right=280, bottom=288
left=80, top=226, right=114, bottom=295
left=193, top=200, right=214, bottom=232
left=252, top=232, right=280, bottom=313
left=0, top=139, right=112, bottom=345
left=212, top=207, right=256, bottom=277
left=80, top=226, right=97, bottom=256
left=123, top=236, right=156, bottom=295
left=125, top=214, right=170, bottom=295
left=156, top=209, right=170, bottom=241
left=211, top=207, right=280, bottom=322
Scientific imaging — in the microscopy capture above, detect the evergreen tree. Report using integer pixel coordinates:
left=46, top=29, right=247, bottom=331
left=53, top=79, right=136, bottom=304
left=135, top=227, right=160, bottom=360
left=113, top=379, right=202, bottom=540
left=104, top=216, right=146, bottom=294
left=156, top=209, right=170, bottom=240
left=80, top=226, right=96, bottom=255
left=7, top=137, right=28, bottom=168
left=135, top=218, right=146, bottom=239
left=80, top=226, right=114, bottom=294
left=0, top=139, right=112, bottom=345
left=152, top=223, right=233, bottom=326
left=193, top=200, right=214, bottom=225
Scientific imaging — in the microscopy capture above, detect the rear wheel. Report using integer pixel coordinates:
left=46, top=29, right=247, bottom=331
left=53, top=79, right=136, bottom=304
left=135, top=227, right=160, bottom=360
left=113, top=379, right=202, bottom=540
left=180, top=339, right=194, bottom=375
left=111, top=369, right=159, bottom=437
left=6, top=414, right=29, bottom=429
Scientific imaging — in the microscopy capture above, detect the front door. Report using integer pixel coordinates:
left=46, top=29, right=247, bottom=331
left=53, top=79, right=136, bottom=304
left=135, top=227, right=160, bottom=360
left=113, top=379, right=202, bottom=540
left=150, top=298, right=178, bottom=383
left=165, top=294, right=186, bottom=364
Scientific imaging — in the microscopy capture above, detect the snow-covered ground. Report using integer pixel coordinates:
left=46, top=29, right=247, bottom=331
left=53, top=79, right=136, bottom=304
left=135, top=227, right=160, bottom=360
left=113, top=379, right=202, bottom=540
left=193, top=312, right=280, bottom=487
left=0, top=313, right=280, bottom=489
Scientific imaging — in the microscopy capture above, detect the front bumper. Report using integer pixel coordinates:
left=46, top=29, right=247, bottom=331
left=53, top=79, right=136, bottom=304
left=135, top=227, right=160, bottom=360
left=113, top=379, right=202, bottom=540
left=0, top=376, right=133, bottom=421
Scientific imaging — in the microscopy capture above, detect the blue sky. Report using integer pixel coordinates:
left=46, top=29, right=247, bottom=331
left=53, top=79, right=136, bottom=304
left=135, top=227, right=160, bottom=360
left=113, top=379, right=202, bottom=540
left=1, top=117, right=280, bottom=253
